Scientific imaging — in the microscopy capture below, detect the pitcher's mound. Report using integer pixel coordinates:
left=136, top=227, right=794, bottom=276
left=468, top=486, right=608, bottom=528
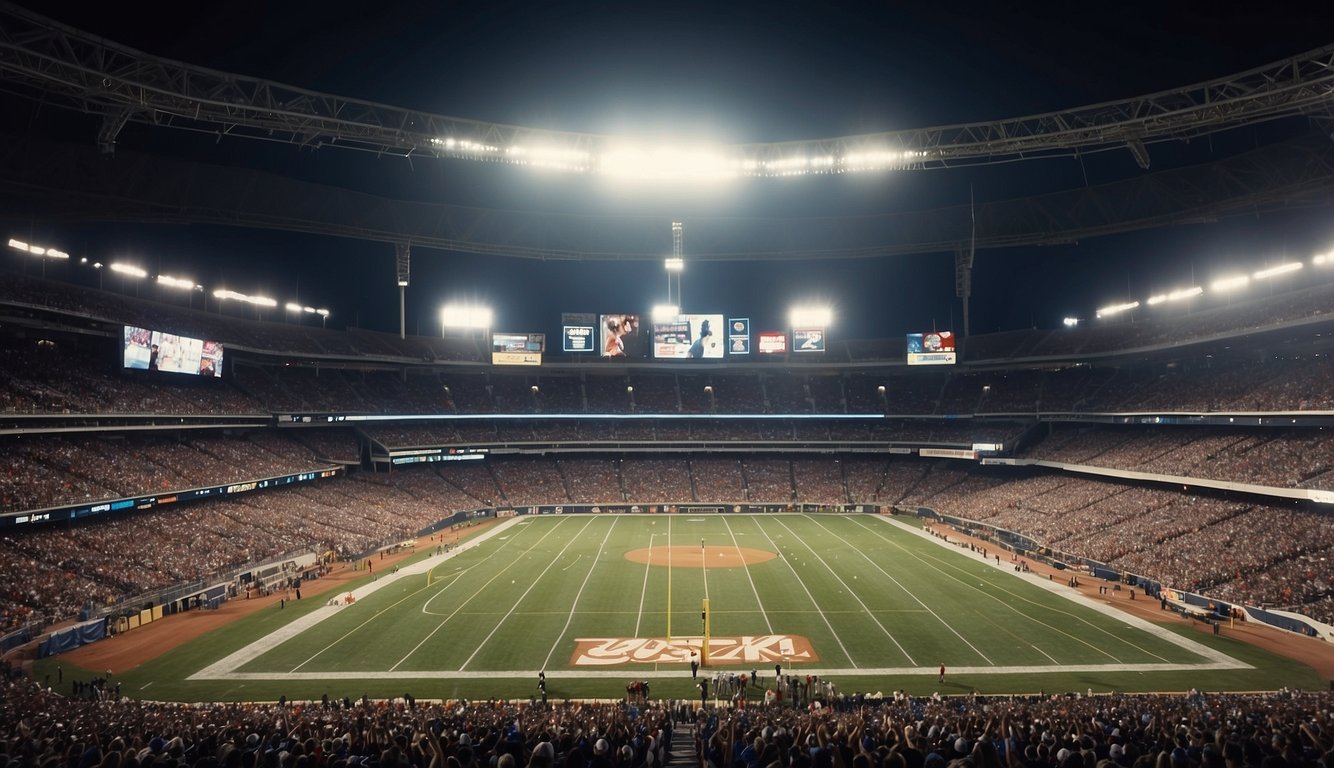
left=625, top=545, right=776, bottom=568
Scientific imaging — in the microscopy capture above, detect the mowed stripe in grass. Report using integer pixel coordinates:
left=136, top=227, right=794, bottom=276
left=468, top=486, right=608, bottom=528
left=238, top=514, right=1212, bottom=675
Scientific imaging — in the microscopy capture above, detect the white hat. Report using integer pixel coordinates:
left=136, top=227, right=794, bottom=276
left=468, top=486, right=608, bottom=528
left=1057, top=749, right=1072, bottom=762
left=595, top=740, right=609, bottom=755
left=1110, top=744, right=1125, bottom=759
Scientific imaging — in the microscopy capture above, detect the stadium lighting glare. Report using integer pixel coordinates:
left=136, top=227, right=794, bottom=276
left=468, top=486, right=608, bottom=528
left=664, top=257, right=684, bottom=272
left=1314, top=254, right=1328, bottom=265
left=1147, top=286, right=1203, bottom=305
left=600, top=145, right=738, bottom=181
left=789, top=306, right=833, bottom=327
left=213, top=289, right=277, bottom=307
left=1253, top=262, right=1303, bottom=279
left=316, top=309, right=330, bottom=317
left=285, top=302, right=303, bottom=312
left=440, top=304, right=492, bottom=329
left=1210, top=275, right=1250, bottom=292
left=9, top=238, right=69, bottom=259
left=109, top=262, right=148, bottom=278
left=156, top=274, right=197, bottom=290
left=651, top=304, right=680, bottom=322
left=1062, top=317, right=1080, bottom=327
left=1095, top=300, right=1139, bottom=319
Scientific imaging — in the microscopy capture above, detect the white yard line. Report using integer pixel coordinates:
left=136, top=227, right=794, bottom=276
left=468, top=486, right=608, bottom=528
left=723, top=516, right=774, bottom=634
left=753, top=516, right=860, bottom=668
left=539, top=516, right=620, bottom=671
left=456, top=516, right=599, bottom=671
left=191, top=514, right=1248, bottom=682
left=634, top=533, right=653, bottom=638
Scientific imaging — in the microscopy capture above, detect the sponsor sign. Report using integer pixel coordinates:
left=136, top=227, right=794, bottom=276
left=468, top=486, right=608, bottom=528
left=571, top=634, right=818, bottom=666
left=757, top=331, right=787, bottom=354
left=727, top=317, right=750, bottom=355
left=792, top=328, right=825, bottom=352
left=906, top=331, right=957, bottom=365
left=563, top=325, right=594, bottom=352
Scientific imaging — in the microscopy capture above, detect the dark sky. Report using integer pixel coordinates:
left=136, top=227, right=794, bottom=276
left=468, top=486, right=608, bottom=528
left=5, top=0, right=1333, bottom=339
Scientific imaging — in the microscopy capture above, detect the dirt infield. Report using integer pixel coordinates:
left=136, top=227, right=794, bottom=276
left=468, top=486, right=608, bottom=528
left=924, top=522, right=1334, bottom=681
left=624, top=545, right=776, bottom=568
left=58, top=522, right=495, bottom=676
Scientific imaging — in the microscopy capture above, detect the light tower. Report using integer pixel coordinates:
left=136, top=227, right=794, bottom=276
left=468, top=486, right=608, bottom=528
left=665, top=221, right=684, bottom=309
left=395, top=242, right=410, bottom=339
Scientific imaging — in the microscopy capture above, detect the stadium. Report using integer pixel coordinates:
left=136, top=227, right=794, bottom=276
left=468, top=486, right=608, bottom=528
left=0, top=4, right=1332, bottom=768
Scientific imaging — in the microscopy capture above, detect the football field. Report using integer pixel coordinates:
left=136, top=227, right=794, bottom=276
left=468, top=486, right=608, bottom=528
left=179, top=513, right=1255, bottom=697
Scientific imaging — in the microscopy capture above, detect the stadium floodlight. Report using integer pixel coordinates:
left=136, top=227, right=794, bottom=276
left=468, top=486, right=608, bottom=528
left=664, top=257, right=684, bottom=272
left=1210, top=275, right=1250, bottom=292
left=1094, top=300, right=1139, bottom=319
left=109, top=262, right=148, bottom=278
left=1315, top=254, right=1328, bottom=265
left=600, top=145, right=738, bottom=181
left=790, top=306, right=833, bottom=327
left=651, top=304, right=680, bottom=322
left=7, top=238, right=27, bottom=251
left=1146, top=286, right=1202, bottom=305
left=1146, top=294, right=1167, bottom=306
left=316, top=308, right=330, bottom=317
left=441, top=304, right=492, bottom=329
left=1253, top=262, right=1303, bottom=279
left=157, top=274, right=197, bottom=290
left=285, top=302, right=303, bottom=312
left=1062, top=317, right=1080, bottom=327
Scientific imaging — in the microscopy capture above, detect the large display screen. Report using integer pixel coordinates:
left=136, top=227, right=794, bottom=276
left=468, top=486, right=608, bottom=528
left=906, top=331, right=957, bottom=365
left=652, top=313, right=725, bottom=359
left=563, top=325, right=595, bottom=352
left=727, top=317, right=750, bottom=355
left=792, top=327, right=826, bottom=353
left=123, top=325, right=224, bottom=377
left=599, top=314, right=645, bottom=358
left=491, top=332, right=544, bottom=366
left=757, top=331, right=788, bottom=354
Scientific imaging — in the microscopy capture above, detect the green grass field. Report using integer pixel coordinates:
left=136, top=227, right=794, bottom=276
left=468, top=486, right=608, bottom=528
left=43, top=514, right=1326, bottom=701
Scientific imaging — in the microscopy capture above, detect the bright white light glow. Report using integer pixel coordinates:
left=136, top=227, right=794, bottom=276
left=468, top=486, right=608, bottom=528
left=1062, top=317, right=1079, bottom=327
left=651, top=304, right=680, bottom=322
left=213, top=289, right=277, bottom=307
left=8, top=238, right=28, bottom=251
left=316, top=309, right=330, bottom=317
left=1315, top=253, right=1329, bottom=265
left=600, top=145, right=738, bottom=181
left=441, top=305, right=492, bottom=329
left=110, top=262, right=148, bottom=278
left=285, top=302, right=303, bottom=312
left=156, top=275, right=197, bottom=290
left=1253, top=262, right=1303, bottom=279
left=302, top=306, right=316, bottom=313
left=397, top=280, right=409, bottom=287
left=1146, top=294, right=1167, bottom=306
left=664, top=258, right=684, bottom=272
left=1095, top=301, right=1140, bottom=318
left=790, top=306, right=833, bottom=327
left=1211, top=275, right=1250, bottom=292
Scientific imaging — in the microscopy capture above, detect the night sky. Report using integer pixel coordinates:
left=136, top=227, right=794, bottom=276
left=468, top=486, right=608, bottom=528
left=3, top=1, right=1331, bottom=340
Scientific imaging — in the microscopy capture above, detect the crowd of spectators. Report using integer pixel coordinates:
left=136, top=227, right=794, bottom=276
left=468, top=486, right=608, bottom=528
left=900, top=465, right=1334, bottom=624
left=0, top=673, right=1331, bottom=768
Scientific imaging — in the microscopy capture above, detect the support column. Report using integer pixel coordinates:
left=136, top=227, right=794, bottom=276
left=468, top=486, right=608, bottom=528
left=395, top=242, right=411, bottom=340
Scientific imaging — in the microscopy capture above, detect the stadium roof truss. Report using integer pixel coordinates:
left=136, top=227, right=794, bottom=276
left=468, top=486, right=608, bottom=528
left=1, top=2, right=1333, bottom=173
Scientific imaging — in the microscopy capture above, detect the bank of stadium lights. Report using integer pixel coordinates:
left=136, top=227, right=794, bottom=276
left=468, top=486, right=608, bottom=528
left=789, top=306, right=833, bottom=327
left=8, top=238, right=69, bottom=259
left=1145, top=286, right=1203, bottom=306
left=440, top=304, right=492, bottom=330
left=664, top=257, right=684, bottom=272
left=1253, top=262, right=1303, bottom=279
left=651, top=304, right=680, bottom=322
left=109, top=262, right=148, bottom=278
left=156, top=274, right=200, bottom=291
left=212, top=289, right=276, bottom=307
left=429, top=136, right=927, bottom=179
left=1095, top=301, right=1139, bottom=319
left=1209, top=275, right=1250, bottom=293
left=1062, top=317, right=1080, bottom=328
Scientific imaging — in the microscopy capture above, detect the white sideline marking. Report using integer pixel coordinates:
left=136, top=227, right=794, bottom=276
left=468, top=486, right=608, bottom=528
left=191, top=514, right=1249, bottom=682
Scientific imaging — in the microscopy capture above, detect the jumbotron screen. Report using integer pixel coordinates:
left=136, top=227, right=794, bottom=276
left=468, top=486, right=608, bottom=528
left=123, top=325, right=224, bottom=377
left=599, top=314, right=646, bottom=358
left=652, top=314, right=725, bottom=359
left=906, top=331, right=957, bottom=365
left=491, top=332, right=544, bottom=366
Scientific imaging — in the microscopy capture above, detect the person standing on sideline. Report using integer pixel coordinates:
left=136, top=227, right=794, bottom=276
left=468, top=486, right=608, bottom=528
left=690, top=651, right=700, bottom=679
left=938, top=662, right=945, bottom=683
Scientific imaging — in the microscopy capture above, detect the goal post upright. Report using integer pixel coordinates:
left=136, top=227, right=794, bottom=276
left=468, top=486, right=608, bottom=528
left=701, top=597, right=710, bottom=665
